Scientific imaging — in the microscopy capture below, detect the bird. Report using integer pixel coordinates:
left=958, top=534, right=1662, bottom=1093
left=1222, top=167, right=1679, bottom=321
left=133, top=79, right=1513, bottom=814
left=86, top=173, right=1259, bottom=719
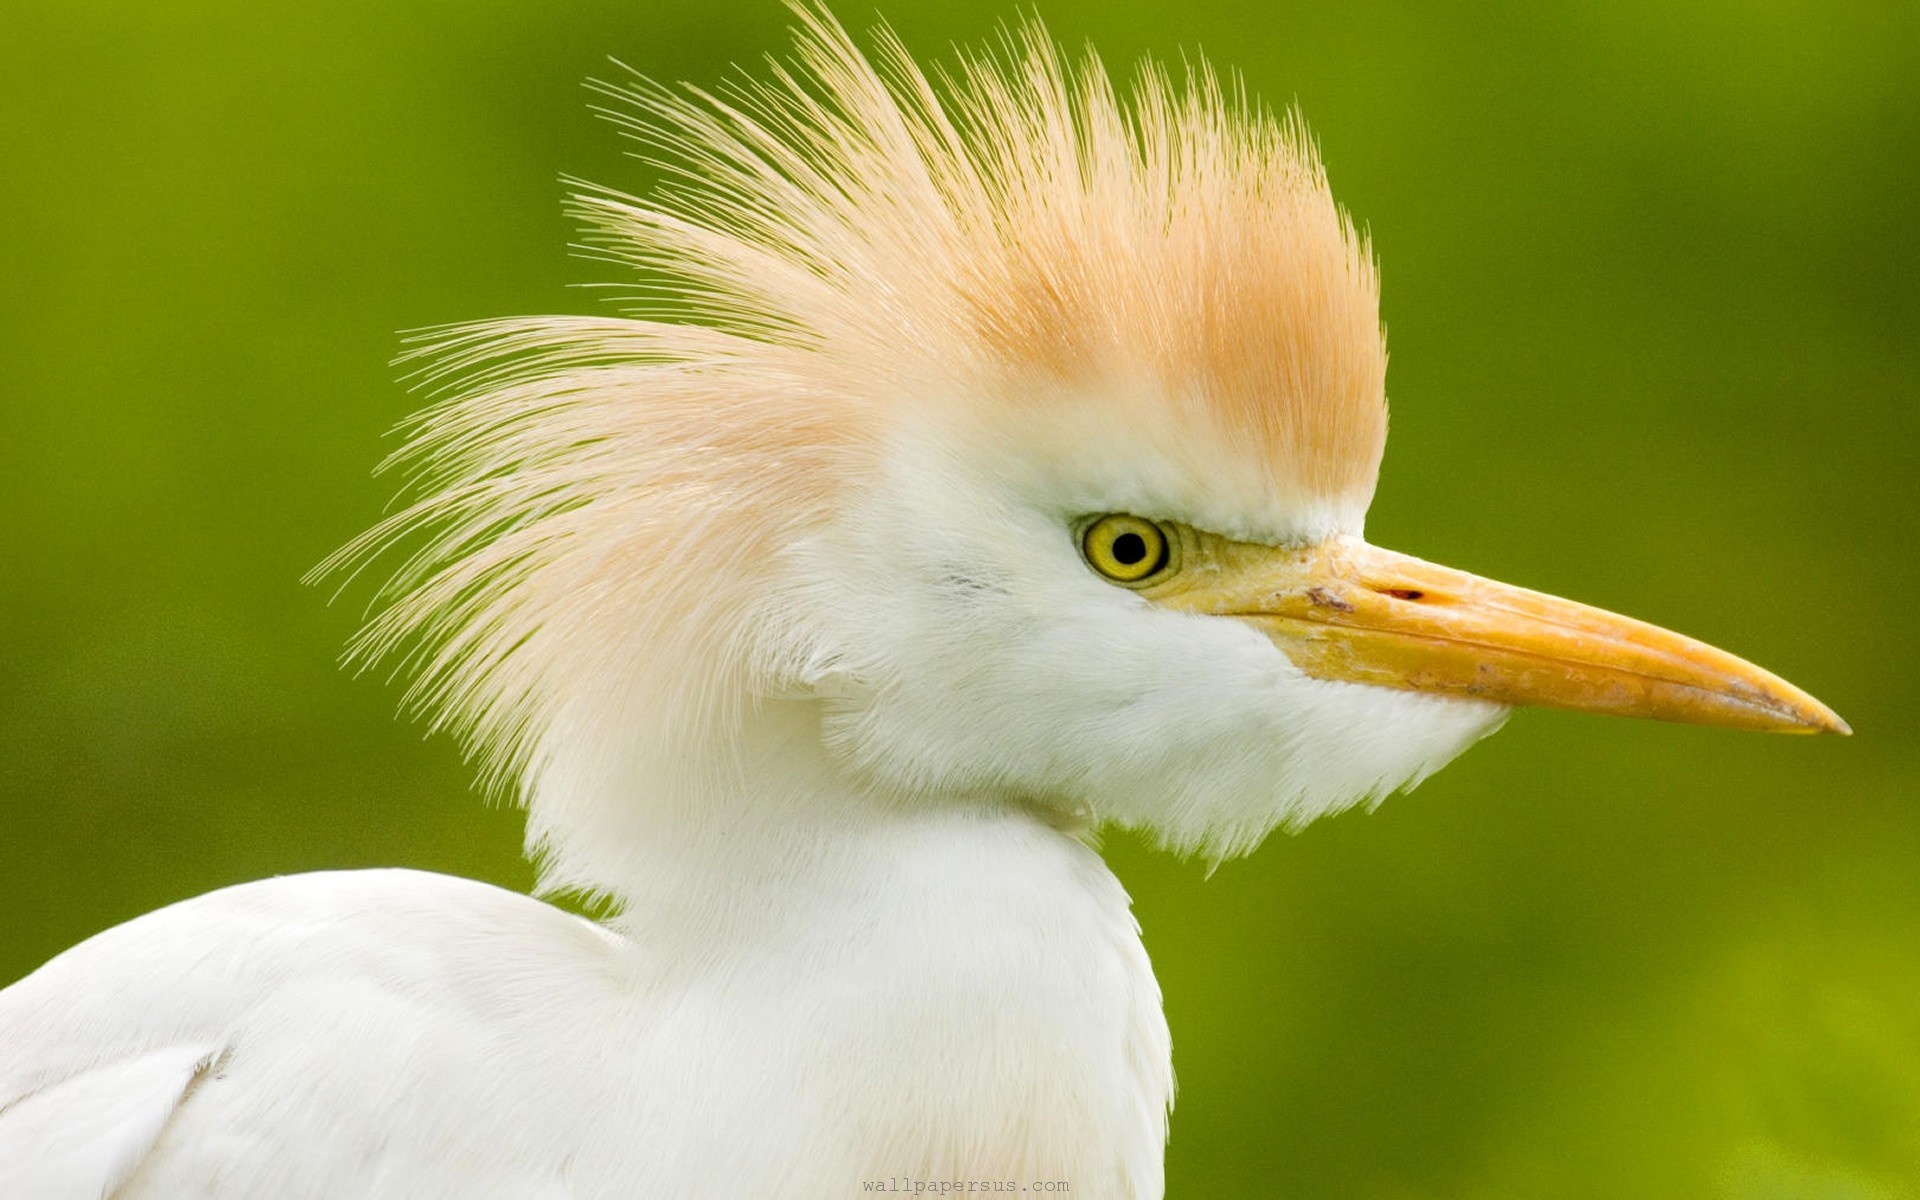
left=0, top=7, right=1847, bottom=1198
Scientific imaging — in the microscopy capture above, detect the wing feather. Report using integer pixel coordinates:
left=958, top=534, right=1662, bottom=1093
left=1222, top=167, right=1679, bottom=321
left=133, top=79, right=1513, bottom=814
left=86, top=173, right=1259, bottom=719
left=0, top=870, right=612, bottom=1198
left=0, top=1041, right=224, bottom=1199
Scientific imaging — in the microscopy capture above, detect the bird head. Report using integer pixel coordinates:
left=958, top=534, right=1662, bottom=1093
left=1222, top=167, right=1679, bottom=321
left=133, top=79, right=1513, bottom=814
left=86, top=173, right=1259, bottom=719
left=327, top=6, right=1843, bottom=884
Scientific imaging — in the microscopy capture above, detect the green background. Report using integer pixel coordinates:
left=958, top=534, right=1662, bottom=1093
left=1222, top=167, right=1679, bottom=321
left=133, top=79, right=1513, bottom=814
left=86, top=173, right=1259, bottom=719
left=3, top=1, right=1916, bottom=1195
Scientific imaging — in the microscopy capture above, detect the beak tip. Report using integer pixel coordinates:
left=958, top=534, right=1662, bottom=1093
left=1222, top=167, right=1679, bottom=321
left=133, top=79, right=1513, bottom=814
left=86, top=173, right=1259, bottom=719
left=1786, top=697, right=1850, bottom=737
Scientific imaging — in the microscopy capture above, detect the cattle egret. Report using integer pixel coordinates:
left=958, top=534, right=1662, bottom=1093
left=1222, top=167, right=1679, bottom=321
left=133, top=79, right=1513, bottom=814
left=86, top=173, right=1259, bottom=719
left=0, top=8, right=1846, bottom=1198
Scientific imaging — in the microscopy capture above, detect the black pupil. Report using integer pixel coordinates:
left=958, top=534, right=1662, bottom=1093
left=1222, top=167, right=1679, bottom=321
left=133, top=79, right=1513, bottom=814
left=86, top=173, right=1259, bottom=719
left=1111, top=531, right=1148, bottom=566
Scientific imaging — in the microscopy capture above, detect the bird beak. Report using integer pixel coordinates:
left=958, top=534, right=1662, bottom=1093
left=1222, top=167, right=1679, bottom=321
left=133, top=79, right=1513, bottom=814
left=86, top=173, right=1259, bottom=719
left=1152, top=534, right=1849, bottom=734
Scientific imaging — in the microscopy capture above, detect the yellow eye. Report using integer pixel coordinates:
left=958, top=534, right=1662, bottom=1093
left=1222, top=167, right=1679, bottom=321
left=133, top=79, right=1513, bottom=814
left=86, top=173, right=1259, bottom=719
left=1081, top=514, right=1171, bottom=584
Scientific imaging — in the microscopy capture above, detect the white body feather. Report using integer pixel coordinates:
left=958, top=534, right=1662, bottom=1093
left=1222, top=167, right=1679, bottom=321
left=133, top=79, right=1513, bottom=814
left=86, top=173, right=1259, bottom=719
left=1, top=808, right=1167, bottom=1197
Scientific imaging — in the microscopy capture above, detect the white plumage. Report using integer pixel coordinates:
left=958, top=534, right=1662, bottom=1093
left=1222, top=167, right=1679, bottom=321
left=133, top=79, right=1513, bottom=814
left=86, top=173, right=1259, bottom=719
left=0, top=7, right=1841, bottom=1198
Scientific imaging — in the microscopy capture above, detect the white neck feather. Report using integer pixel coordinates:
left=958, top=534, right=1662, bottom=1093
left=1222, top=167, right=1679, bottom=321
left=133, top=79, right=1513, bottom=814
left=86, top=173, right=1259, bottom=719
left=529, top=700, right=1173, bottom=1197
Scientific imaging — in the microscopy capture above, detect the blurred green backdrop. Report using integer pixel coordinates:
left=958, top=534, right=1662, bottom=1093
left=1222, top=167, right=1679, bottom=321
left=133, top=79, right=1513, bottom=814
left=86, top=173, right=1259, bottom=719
left=3, top=0, right=1916, bottom=1195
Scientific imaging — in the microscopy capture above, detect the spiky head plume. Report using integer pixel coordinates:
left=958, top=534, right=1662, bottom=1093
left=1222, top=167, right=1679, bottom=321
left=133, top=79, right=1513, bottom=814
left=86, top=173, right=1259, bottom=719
left=321, top=5, right=1388, bottom=891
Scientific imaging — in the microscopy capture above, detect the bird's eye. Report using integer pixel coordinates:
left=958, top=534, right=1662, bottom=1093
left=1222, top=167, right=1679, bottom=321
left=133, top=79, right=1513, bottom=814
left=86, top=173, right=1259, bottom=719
left=1081, top=515, right=1172, bottom=585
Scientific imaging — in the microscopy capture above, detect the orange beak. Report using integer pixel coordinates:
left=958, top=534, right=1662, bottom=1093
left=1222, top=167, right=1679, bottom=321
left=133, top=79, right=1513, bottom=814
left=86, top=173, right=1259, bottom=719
left=1148, top=534, right=1848, bottom=735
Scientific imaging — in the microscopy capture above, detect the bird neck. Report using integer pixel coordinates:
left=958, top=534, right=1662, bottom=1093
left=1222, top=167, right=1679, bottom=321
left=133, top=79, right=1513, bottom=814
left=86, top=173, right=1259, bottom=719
left=533, top=696, right=1115, bottom=947
left=528, top=697, right=1171, bottom=1193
